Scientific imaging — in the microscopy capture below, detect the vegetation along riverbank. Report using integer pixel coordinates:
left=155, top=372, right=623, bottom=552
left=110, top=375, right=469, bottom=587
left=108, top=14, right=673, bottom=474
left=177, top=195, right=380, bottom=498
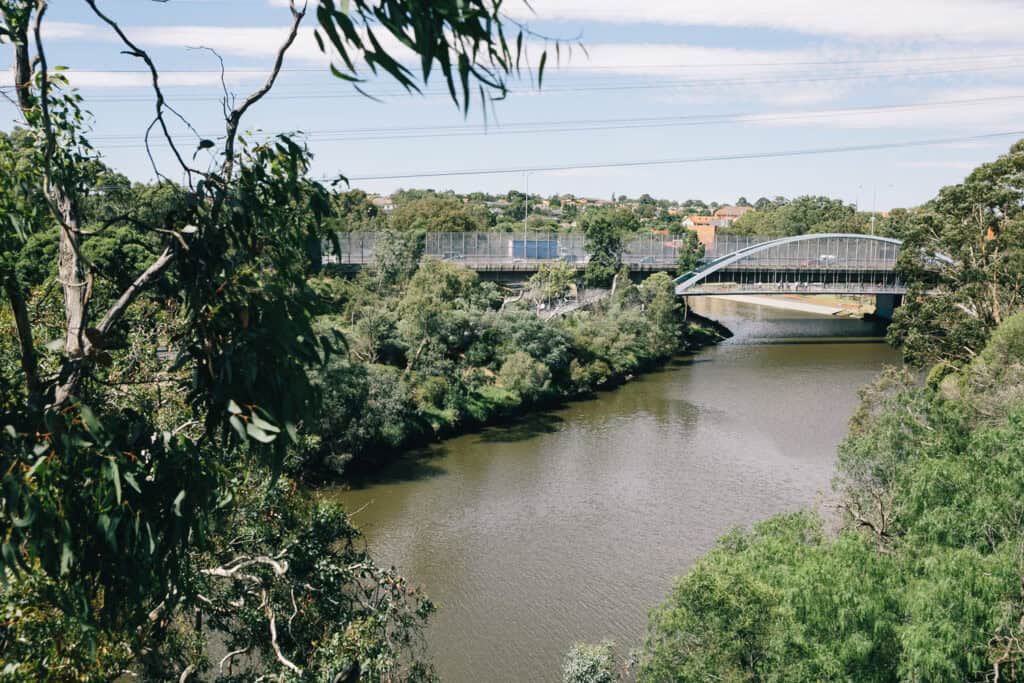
left=565, top=139, right=1024, bottom=683
left=302, top=258, right=729, bottom=479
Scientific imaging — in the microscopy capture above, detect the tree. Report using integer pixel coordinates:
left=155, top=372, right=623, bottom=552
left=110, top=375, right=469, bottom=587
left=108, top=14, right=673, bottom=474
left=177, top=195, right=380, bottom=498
left=499, top=351, right=552, bottom=405
left=389, top=193, right=489, bottom=232
left=724, top=195, right=858, bottom=237
left=0, top=0, right=558, bottom=678
left=371, top=229, right=425, bottom=291
left=581, top=208, right=639, bottom=287
left=639, top=309, right=1024, bottom=683
left=676, top=230, right=705, bottom=275
left=529, top=261, right=577, bottom=307
left=563, top=641, right=621, bottom=683
left=888, top=140, right=1024, bottom=366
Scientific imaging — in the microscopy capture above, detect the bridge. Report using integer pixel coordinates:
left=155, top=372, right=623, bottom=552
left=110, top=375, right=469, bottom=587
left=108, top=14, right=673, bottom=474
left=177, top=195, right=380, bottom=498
left=323, top=231, right=923, bottom=317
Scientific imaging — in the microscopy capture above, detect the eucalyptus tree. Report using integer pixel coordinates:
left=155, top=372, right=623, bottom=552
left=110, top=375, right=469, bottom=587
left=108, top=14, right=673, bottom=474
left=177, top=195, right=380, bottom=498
left=889, top=140, right=1024, bottom=366
left=0, top=0, right=561, bottom=678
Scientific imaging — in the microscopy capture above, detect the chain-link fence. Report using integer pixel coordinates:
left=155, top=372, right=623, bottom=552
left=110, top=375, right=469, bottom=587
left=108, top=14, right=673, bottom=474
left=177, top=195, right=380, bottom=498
left=322, top=231, right=902, bottom=271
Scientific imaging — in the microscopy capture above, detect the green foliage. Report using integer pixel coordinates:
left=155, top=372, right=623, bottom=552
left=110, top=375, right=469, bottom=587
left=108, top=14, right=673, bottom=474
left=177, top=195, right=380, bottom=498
left=499, top=351, right=552, bottom=405
left=724, top=195, right=865, bottom=237
left=581, top=208, right=639, bottom=287
left=563, top=640, right=621, bottom=683
left=314, top=0, right=560, bottom=113
left=308, top=265, right=714, bottom=472
left=888, top=140, right=1024, bottom=366
left=1, top=0, right=562, bottom=675
left=370, top=229, right=425, bottom=291
left=640, top=310, right=1024, bottom=682
left=389, top=193, right=489, bottom=233
left=529, top=260, right=577, bottom=306
left=675, top=230, right=705, bottom=275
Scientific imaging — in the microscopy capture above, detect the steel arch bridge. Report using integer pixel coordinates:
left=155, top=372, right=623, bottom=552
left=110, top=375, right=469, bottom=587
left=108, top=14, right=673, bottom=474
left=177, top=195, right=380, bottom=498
left=675, top=233, right=918, bottom=297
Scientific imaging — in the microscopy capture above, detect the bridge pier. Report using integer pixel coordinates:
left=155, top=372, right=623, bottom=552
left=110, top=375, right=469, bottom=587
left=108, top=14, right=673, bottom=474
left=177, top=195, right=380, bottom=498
left=874, top=294, right=903, bottom=320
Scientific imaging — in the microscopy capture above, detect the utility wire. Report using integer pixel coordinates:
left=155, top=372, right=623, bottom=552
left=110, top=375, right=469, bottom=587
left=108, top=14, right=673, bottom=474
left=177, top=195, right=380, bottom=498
left=87, top=94, right=1024, bottom=148
left=339, top=130, right=1024, bottom=181
left=59, top=62, right=1024, bottom=104
left=39, top=51, right=1024, bottom=74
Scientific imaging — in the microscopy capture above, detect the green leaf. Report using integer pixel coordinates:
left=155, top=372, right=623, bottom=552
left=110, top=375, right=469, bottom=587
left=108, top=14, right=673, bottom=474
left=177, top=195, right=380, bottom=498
left=109, top=458, right=122, bottom=505
left=172, top=490, right=186, bottom=517
left=60, top=541, right=74, bottom=575
left=26, top=455, right=47, bottom=479
left=79, top=404, right=102, bottom=436
left=229, top=415, right=247, bottom=441
left=1, top=543, right=19, bottom=577
left=123, top=471, right=141, bottom=494
left=246, top=422, right=277, bottom=443
left=250, top=412, right=280, bottom=434
left=11, top=505, right=35, bottom=529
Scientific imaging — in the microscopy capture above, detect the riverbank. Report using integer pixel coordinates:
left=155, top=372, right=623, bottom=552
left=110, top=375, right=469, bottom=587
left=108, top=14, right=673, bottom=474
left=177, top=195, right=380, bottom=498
left=709, top=294, right=875, bottom=317
left=306, top=268, right=732, bottom=480
left=336, top=310, right=730, bottom=481
left=334, top=297, right=897, bottom=682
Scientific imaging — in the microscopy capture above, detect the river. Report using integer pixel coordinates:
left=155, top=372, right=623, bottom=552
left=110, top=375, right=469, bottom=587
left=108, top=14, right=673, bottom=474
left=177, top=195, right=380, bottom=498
left=332, top=297, right=899, bottom=682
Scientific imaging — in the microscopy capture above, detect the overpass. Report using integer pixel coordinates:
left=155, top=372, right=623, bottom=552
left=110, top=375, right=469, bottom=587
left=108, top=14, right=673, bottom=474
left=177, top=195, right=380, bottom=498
left=323, top=231, right=927, bottom=316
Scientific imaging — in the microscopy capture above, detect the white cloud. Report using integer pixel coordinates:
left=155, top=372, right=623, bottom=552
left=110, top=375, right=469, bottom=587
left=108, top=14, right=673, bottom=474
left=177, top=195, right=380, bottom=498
left=505, top=0, right=1024, bottom=43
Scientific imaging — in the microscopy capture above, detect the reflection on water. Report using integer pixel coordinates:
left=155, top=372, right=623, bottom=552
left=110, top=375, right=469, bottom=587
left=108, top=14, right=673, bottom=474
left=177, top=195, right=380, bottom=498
left=330, top=297, right=899, bottom=683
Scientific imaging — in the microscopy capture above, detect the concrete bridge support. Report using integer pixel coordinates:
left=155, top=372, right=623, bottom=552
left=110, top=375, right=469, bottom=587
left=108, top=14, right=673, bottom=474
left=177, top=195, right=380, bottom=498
left=874, top=293, right=903, bottom=320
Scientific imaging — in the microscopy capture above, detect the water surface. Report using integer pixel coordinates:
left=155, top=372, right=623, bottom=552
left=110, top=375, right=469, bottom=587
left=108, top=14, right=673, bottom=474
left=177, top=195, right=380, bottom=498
left=333, top=297, right=898, bottom=682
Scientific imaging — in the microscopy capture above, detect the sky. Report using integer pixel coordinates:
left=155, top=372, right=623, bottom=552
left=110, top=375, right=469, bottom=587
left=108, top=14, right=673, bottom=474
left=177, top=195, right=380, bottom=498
left=3, top=0, right=1024, bottom=210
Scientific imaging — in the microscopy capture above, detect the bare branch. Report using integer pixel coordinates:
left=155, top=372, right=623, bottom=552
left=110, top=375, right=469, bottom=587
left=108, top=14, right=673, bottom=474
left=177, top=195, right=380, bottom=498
left=187, top=45, right=233, bottom=117
left=263, top=588, right=303, bottom=676
left=222, top=1, right=306, bottom=179
left=202, top=555, right=290, bottom=579
left=219, top=647, right=250, bottom=675
left=84, top=0, right=202, bottom=186
left=95, top=247, right=175, bottom=337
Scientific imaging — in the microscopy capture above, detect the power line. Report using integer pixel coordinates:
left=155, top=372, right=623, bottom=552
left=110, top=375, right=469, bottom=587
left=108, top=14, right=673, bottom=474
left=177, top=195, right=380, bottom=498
left=339, top=130, right=1024, bottom=181
left=87, top=94, right=1024, bottom=147
left=47, top=51, right=1024, bottom=74
left=62, top=62, right=1024, bottom=103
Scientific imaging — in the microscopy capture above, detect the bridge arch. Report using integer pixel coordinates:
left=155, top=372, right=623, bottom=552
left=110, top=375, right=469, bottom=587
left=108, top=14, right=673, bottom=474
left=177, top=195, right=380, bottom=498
left=674, top=233, right=947, bottom=295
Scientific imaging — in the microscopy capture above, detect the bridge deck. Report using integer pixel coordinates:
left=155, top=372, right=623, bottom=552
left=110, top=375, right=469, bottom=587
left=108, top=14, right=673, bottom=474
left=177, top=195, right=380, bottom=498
left=323, top=231, right=910, bottom=296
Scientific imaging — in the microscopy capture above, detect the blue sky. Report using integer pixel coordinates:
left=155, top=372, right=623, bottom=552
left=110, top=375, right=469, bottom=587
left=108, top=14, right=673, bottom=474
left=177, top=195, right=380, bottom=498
left=4, top=0, right=1024, bottom=209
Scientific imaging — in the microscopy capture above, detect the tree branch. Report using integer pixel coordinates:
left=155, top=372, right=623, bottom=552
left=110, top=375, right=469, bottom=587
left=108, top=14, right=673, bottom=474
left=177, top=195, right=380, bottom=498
left=3, top=278, right=42, bottom=404
left=84, top=0, right=202, bottom=186
left=222, top=1, right=306, bottom=180
left=95, top=247, right=175, bottom=337
left=263, top=588, right=303, bottom=676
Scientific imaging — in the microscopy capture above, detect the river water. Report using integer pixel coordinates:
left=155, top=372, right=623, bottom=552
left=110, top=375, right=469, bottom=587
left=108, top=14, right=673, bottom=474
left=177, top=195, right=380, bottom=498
left=333, top=297, right=899, bottom=682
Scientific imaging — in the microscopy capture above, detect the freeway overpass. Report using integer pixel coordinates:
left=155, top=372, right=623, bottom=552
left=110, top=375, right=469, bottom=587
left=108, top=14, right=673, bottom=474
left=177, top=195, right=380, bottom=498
left=323, top=231, right=926, bottom=316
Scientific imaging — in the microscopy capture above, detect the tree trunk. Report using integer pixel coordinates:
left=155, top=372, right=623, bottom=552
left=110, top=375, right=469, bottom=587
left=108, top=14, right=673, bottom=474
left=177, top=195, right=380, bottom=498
left=53, top=187, right=89, bottom=405
left=3, top=278, right=42, bottom=404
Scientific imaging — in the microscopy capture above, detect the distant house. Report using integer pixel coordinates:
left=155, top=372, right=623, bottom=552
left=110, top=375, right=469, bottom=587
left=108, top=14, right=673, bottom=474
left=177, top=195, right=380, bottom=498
left=713, top=205, right=753, bottom=226
left=682, top=214, right=728, bottom=247
left=370, top=195, right=396, bottom=213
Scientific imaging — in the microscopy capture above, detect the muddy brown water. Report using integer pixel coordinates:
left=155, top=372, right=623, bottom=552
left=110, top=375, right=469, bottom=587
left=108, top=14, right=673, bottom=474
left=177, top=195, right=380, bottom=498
left=330, top=297, right=899, bottom=682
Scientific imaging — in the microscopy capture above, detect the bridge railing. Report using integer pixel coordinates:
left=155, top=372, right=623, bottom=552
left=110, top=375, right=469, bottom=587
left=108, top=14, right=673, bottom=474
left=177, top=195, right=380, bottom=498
left=323, top=231, right=695, bottom=266
left=321, top=231, right=903, bottom=270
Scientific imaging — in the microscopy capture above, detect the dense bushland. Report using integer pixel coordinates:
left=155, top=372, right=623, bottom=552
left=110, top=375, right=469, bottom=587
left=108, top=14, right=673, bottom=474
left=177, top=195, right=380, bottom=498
left=302, top=260, right=724, bottom=475
left=630, top=141, right=1024, bottom=682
